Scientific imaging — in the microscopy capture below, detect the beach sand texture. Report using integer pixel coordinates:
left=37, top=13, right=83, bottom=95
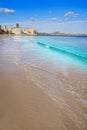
left=0, top=36, right=87, bottom=130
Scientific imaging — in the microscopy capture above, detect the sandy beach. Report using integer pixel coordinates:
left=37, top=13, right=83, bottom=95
left=0, top=0, right=87, bottom=128
left=0, top=58, right=87, bottom=130
left=0, top=34, right=10, bottom=38
left=0, top=36, right=87, bottom=130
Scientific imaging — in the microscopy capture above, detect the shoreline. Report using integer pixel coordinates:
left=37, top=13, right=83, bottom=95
left=0, top=34, right=11, bottom=38
left=0, top=34, right=87, bottom=38
left=0, top=35, right=87, bottom=130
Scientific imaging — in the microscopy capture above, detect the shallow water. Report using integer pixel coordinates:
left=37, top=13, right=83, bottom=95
left=0, top=35, right=87, bottom=129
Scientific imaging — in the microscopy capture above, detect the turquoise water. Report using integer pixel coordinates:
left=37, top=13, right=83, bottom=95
left=21, top=35, right=87, bottom=71
left=35, top=36, right=87, bottom=63
left=0, top=36, right=87, bottom=68
left=1, top=35, right=87, bottom=71
left=33, top=36, right=87, bottom=70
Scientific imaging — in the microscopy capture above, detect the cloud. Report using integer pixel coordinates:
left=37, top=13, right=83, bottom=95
left=64, top=11, right=79, bottom=17
left=64, top=12, right=74, bottom=17
left=29, top=18, right=36, bottom=22
left=73, top=13, right=80, bottom=17
left=51, top=17, right=57, bottom=21
left=0, top=8, right=15, bottom=13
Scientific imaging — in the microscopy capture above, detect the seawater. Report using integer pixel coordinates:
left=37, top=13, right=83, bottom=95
left=12, top=36, right=87, bottom=68
left=35, top=36, right=87, bottom=67
left=0, top=35, right=87, bottom=77
left=0, top=35, right=87, bottom=127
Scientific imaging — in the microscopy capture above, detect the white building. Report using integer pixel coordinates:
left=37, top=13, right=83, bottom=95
left=11, top=28, right=21, bottom=34
left=10, top=23, right=21, bottom=34
left=22, top=28, right=38, bottom=35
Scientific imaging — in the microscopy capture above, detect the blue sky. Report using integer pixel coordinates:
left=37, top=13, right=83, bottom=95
left=0, top=0, right=87, bottom=33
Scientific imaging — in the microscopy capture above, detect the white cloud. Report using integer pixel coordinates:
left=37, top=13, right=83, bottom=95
left=73, top=13, right=80, bottom=17
left=51, top=17, right=57, bottom=21
left=64, top=11, right=79, bottom=17
left=64, top=12, right=74, bottom=17
left=0, top=8, right=15, bottom=13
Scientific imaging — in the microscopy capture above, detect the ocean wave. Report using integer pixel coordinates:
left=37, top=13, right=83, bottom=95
left=37, top=42, right=87, bottom=63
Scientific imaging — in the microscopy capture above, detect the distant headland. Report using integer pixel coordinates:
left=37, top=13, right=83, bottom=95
left=0, top=23, right=87, bottom=37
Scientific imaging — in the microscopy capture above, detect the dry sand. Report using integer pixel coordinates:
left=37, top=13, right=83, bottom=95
left=0, top=34, right=14, bottom=39
left=0, top=34, right=9, bottom=38
left=0, top=61, right=68, bottom=130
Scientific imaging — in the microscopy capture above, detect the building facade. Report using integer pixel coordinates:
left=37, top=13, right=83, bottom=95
left=22, top=28, right=38, bottom=35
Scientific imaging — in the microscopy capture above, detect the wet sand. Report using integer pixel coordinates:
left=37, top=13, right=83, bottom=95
left=0, top=60, right=71, bottom=130
left=0, top=61, right=86, bottom=130
left=0, top=36, right=87, bottom=130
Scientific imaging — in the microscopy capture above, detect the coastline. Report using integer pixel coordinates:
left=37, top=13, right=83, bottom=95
left=0, top=34, right=11, bottom=38
left=0, top=33, right=87, bottom=38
